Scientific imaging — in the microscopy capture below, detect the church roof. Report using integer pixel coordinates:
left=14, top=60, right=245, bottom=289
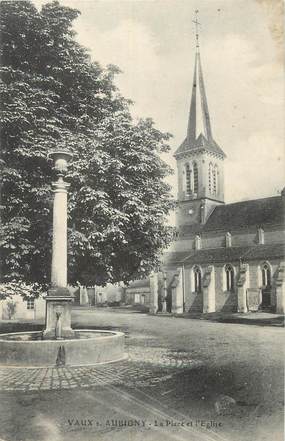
left=179, top=196, right=284, bottom=237
left=174, top=48, right=225, bottom=158
left=204, top=196, right=284, bottom=231
left=175, top=135, right=225, bottom=157
left=163, top=251, right=193, bottom=265
left=163, top=243, right=284, bottom=266
left=126, top=278, right=150, bottom=290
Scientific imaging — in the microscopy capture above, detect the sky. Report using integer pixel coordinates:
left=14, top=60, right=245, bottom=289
left=35, top=0, right=284, bottom=215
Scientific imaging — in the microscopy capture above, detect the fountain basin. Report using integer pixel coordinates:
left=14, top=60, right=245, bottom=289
left=0, top=330, right=125, bottom=367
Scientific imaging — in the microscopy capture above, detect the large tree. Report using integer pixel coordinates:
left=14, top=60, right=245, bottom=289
left=0, top=0, right=175, bottom=289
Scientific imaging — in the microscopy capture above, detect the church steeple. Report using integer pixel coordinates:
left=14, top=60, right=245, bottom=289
left=187, top=12, right=212, bottom=144
left=175, top=11, right=225, bottom=158
left=187, top=50, right=213, bottom=143
left=175, top=11, right=226, bottom=230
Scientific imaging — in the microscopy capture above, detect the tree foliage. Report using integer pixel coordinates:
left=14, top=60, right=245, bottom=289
left=0, top=0, right=175, bottom=288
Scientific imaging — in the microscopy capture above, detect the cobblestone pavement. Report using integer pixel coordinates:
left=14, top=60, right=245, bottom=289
left=0, top=346, right=202, bottom=391
left=0, top=312, right=283, bottom=441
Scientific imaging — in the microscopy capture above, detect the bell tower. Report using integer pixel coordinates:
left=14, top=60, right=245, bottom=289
left=175, top=11, right=226, bottom=231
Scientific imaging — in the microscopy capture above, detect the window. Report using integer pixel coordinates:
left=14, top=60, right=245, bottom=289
left=27, top=299, right=35, bottom=310
left=213, top=167, right=217, bottom=194
left=134, top=293, right=140, bottom=303
left=213, top=165, right=218, bottom=195
left=193, top=162, right=198, bottom=193
left=185, top=164, right=192, bottom=194
left=193, top=267, right=202, bottom=293
left=208, top=163, right=213, bottom=193
left=261, top=263, right=271, bottom=287
left=225, top=264, right=234, bottom=292
left=141, top=294, right=145, bottom=304
left=208, top=163, right=219, bottom=195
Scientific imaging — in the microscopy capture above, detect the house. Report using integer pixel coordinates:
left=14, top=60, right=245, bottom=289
left=125, top=279, right=151, bottom=308
left=0, top=294, right=45, bottom=320
left=72, top=284, right=124, bottom=306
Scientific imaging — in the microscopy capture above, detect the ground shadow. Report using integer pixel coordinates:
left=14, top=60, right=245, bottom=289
left=175, top=313, right=285, bottom=327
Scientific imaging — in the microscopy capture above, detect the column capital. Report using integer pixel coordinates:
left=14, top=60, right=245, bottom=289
left=52, top=177, right=70, bottom=193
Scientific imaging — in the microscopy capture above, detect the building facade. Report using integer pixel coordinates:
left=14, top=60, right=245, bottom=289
left=0, top=294, right=45, bottom=320
left=125, top=279, right=151, bottom=308
left=72, top=284, right=124, bottom=306
left=147, top=36, right=285, bottom=315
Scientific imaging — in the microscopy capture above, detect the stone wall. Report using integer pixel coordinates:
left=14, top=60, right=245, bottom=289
left=163, top=257, right=282, bottom=314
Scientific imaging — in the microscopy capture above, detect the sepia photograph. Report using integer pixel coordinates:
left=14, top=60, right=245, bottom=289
left=0, top=1, right=284, bottom=440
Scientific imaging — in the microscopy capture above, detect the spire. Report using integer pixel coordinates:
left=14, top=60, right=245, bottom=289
left=187, top=11, right=212, bottom=143
left=174, top=11, right=225, bottom=158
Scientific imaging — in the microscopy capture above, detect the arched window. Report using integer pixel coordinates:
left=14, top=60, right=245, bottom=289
left=261, top=263, right=271, bottom=287
left=213, top=165, right=218, bottom=195
left=185, top=164, right=192, bottom=195
left=193, top=162, right=198, bottom=193
left=213, top=168, right=217, bottom=194
left=193, top=266, right=202, bottom=293
left=225, top=264, right=234, bottom=292
left=208, top=163, right=213, bottom=193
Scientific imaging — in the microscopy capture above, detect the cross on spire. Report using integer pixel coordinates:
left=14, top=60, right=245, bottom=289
left=192, top=9, right=201, bottom=50
left=174, top=10, right=226, bottom=160
left=187, top=10, right=213, bottom=142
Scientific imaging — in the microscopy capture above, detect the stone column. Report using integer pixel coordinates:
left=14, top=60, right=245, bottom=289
left=203, top=265, right=215, bottom=313
left=276, top=262, right=285, bottom=314
left=149, top=272, right=158, bottom=314
left=171, top=267, right=184, bottom=314
left=80, top=286, right=89, bottom=306
left=43, top=151, right=75, bottom=339
left=237, top=263, right=249, bottom=313
left=162, top=272, right=168, bottom=313
left=51, top=177, right=69, bottom=288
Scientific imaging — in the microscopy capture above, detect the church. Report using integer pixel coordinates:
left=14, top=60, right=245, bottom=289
left=127, top=29, right=285, bottom=316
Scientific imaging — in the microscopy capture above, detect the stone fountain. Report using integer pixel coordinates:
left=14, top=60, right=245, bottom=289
left=0, top=150, right=125, bottom=367
left=43, top=150, right=74, bottom=339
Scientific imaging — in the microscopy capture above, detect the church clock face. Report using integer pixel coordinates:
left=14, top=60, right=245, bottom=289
left=186, top=205, right=194, bottom=215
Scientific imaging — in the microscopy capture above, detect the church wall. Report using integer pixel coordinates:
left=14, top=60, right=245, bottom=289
left=159, top=267, right=178, bottom=299
left=247, top=259, right=280, bottom=307
left=184, top=266, right=203, bottom=312
left=214, top=264, right=238, bottom=312
left=218, top=161, right=225, bottom=202
left=176, top=159, right=184, bottom=201
left=176, top=200, right=201, bottom=228
left=201, top=229, right=281, bottom=249
left=185, top=292, right=203, bottom=312
left=175, top=225, right=284, bottom=254
left=164, top=257, right=282, bottom=314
